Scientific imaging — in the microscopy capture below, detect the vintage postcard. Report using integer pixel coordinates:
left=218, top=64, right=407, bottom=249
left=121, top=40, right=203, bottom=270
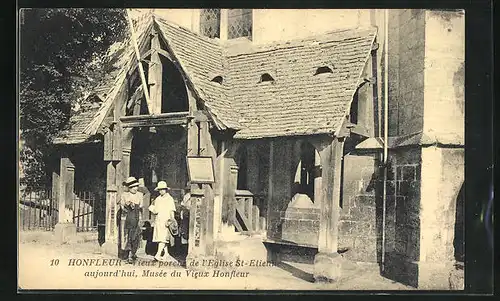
left=18, top=8, right=465, bottom=291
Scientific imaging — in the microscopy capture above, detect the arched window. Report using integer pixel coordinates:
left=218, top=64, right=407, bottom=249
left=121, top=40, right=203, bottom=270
left=161, top=57, right=189, bottom=113
left=228, top=9, right=253, bottom=40
left=200, top=9, right=221, bottom=38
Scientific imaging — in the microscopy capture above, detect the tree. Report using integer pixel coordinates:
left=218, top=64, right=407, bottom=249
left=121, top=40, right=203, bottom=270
left=19, top=8, right=129, bottom=187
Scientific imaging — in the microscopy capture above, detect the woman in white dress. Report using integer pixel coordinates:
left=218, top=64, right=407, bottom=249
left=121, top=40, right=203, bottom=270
left=148, top=181, right=176, bottom=261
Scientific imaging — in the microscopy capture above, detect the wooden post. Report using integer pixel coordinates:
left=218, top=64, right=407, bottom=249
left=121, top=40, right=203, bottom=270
left=148, top=29, right=163, bottom=114
left=246, top=143, right=259, bottom=194
left=313, top=136, right=345, bottom=282
left=252, top=205, right=260, bottom=233
left=266, top=140, right=274, bottom=238
left=200, top=120, right=215, bottom=255
left=213, top=140, right=227, bottom=238
left=228, top=165, right=239, bottom=225
left=314, top=149, right=323, bottom=206
left=51, top=168, right=60, bottom=215
left=102, top=126, right=120, bottom=256
left=245, top=197, right=253, bottom=232
left=105, top=161, right=118, bottom=251
left=186, top=115, right=217, bottom=261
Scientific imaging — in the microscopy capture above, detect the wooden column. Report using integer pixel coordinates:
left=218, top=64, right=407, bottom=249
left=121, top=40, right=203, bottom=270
left=213, top=140, right=227, bottom=238
left=186, top=113, right=218, bottom=260
left=314, top=150, right=323, bottom=206
left=313, top=136, right=345, bottom=282
left=266, top=140, right=274, bottom=239
left=246, top=143, right=260, bottom=194
left=102, top=126, right=120, bottom=255
left=148, top=29, right=163, bottom=114
left=199, top=120, right=215, bottom=255
left=105, top=161, right=117, bottom=242
left=228, top=165, right=239, bottom=225
left=51, top=167, right=60, bottom=215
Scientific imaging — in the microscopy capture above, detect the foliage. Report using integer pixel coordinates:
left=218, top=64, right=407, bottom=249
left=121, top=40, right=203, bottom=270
left=19, top=8, right=129, bottom=187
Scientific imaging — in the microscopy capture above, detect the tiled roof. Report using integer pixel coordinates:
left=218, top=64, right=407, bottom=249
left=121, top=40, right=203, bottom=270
left=55, top=13, right=377, bottom=143
left=226, top=28, right=377, bottom=139
left=53, top=103, right=99, bottom=144
left=52, top=103, right=102, bottom=144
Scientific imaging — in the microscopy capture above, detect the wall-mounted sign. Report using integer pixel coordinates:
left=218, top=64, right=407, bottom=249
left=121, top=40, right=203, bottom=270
left=186, top=156, right=215, bottom=184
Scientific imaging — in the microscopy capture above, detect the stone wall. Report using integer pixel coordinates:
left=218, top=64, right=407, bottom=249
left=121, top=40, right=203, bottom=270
left=339, top=153, right=380, bottom=262
left=418, top=146, right=464, bottom=289
left=253, top=9, right=372, bottom=44
left=281, top=201, right=320, bottom=246
left=382, top=147, right=422, bottom=287
left=387, top=9, right=426, bottom=136
left=423, top=10, right=465, bottom=143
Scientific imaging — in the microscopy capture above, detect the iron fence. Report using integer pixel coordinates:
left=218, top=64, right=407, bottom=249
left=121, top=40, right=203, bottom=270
left=72, top=191, right=99, bottom=232
left=19, top=188, right=58, bottom=231
left=19, top=187, right=102, bottom=232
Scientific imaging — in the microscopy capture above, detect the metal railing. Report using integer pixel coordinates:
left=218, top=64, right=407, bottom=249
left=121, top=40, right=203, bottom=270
left=72, top=191, right=99, bottom=232
left=19, top=188, right=58, bottom=231
left=19, top=187, right=101, bottom=232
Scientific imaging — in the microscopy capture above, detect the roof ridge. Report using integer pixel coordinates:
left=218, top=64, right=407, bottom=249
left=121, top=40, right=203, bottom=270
left=224, top=26, right=377, bottom=57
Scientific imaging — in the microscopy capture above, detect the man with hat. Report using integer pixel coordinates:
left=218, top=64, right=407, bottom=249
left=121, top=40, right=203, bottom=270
left=148, top=181, right=177, bottom=261
left=118, top=176, right=144, bottom=263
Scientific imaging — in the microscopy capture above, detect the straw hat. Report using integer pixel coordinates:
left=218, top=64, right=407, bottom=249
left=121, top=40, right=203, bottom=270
left=154, top=181, right=170, bottom=191
left=124, top=176, right=139, bottom=188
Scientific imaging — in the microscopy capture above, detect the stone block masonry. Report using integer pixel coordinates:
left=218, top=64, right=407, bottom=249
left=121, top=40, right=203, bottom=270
left=281, top=207, right=320, bottom=246
left=339, top=153, right=379, bottom=262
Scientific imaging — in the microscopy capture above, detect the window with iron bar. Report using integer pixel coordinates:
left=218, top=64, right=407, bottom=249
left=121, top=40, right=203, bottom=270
left=228, top=9, right=253, bottom=40
left=200, top=9, right=221, bottom=39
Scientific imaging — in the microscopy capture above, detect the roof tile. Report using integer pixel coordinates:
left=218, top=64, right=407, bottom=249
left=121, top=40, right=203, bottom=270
left=56, top=14, right=376, bottom=143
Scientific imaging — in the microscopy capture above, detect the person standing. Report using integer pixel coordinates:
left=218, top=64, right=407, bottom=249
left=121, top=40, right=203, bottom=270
left=148, top=181, right=177, bottom=261
left=118, top=176, right=144, bottom=264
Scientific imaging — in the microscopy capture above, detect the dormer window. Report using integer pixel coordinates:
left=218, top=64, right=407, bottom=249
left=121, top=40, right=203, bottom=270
left=314, top=66, right=334, bottom=75
left=260, top=73, right=274, bottom=83
left=211, top=75, right=223, bottom=84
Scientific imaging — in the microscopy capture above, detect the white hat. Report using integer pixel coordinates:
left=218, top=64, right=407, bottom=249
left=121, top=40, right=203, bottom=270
left=124, top=176, right=139, bottom=188
left=154, top=181, right=170, bottom=191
